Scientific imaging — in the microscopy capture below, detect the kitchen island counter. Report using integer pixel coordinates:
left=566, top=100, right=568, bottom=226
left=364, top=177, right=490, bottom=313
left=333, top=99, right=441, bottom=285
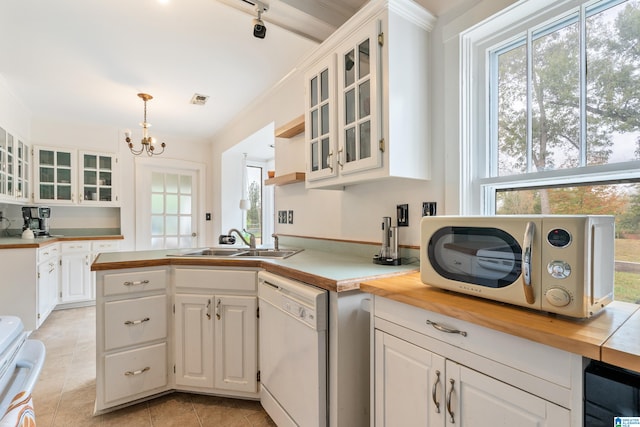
left=91, top=247, right=419, bottom=292
left=361, top=272, right=640, bottom=369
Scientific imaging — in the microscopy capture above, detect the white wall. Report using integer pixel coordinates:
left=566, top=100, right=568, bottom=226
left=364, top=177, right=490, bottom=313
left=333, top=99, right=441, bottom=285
left=0, top=75, right=31, bottom=141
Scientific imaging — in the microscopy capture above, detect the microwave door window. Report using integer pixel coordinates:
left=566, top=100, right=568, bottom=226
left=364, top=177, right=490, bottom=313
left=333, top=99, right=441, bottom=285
left=427, top=227, right=522, bottom=288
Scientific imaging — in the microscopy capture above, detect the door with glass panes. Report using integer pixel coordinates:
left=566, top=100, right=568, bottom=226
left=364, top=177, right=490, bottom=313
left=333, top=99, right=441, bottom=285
left=135, top=160, right=201, bottom=250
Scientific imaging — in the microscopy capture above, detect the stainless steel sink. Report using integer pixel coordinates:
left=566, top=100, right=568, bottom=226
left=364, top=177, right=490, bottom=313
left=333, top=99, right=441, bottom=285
left=235, top=249, right=302, bottom=258
left=169, top=248, right=302, bottom=259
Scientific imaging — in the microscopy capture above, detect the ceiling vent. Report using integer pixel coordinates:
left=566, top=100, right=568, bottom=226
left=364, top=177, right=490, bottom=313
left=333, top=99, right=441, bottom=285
left=190, top=93, right=210, bottom=105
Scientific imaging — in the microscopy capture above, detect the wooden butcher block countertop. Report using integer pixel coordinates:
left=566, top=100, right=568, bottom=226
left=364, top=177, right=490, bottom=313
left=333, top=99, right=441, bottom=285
left=361, top=272, right=640, bottom=372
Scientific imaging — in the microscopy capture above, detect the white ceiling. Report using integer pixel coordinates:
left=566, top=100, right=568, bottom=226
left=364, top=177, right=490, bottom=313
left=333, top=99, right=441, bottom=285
left=0, top=0, right=461, bottom=144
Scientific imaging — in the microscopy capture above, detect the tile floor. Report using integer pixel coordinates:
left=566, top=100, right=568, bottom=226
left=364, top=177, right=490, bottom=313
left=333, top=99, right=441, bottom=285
left=30, top=306, right=276, bottom=426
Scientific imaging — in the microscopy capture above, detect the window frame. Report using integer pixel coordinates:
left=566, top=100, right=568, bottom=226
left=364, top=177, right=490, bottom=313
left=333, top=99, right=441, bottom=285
left=461, top=0, right=640, bottom=215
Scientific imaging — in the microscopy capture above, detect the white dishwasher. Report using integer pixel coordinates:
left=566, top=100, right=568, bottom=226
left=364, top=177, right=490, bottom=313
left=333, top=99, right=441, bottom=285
left=258, top=271, right=328, bottom=427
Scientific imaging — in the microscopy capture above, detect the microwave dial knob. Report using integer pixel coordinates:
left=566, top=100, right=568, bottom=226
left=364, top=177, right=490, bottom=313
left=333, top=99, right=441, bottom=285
left=546, top=287, right=571, bottom=307
left=547, top=260, right=571, bottom=279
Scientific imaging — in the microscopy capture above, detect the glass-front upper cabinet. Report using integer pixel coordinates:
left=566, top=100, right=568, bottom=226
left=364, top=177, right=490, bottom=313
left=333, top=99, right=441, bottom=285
left=336, top=26, right=381, bottom=176
left=305, top=55, right=337, bottom=182
left=0, top=126, right=30, bottom=202
left=16, top=139, right=30, bottom=201
left=34, top=147, right=76, bottom=203
left=79, top=151, right=117, bottom=204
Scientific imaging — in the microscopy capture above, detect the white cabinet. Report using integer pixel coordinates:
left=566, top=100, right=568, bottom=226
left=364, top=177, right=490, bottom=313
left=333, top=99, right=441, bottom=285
left=0, top=126, right=30, bottom=202
left=33, top=146, right=76, bottom=203
left=174, top=294, right=214, bottom=389
left=79, top=151, right=117, bottom=204
left=36, top=244, right=60, bottom=327
left=59, top=240, right=120, bottom=306
left=304, top=0, right=435, bottom=189
left=33, top=146, right=118, bottom=205
left=95, top=267, right=169, bottom=413
left=373, top=296, right=581, bottom=426
left=59, top=241, right=92, bottom=304
left=173, top=267, right=258, bottom=396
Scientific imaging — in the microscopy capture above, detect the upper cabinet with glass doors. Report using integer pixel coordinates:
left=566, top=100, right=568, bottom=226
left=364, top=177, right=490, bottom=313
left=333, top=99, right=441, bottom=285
left=303, top=0, right=435, bottom=189
left=33, top=146, right=118, bottom=206
left=0, top=125, right=30, bottom=203
left=79, top=151, right=117, bottom=204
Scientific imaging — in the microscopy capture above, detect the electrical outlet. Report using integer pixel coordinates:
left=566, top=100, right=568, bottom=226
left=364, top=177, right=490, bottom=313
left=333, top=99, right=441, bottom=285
left=278, top=210, right=287, bottom=224
left=422, top=202, right=437, bottom=217
left=397, top=204, right=409, bottom=226
left=288, top=210, right=294, bottom=224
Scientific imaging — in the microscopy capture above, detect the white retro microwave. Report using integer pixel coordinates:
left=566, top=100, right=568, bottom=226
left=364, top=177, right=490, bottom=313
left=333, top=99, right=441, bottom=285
left=420, top=215, right=615, bottom=318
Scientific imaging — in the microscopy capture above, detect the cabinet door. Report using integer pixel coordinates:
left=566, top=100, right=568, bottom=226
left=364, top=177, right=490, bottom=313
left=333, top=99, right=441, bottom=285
left=37, top=259, right=58, bottom=327
left=174, top=294, right=214, bottom=389
left=375, top=330, right=445, bottom=427
left=79, top=151, right=117, bottom=204
left=214, top=295, right=257, bottom=393
left=16, top=139, right=29, bottom=201
left=336, top=21, right=382, bottom=176
left=445, top=361, right=570, bottom=426
left=305, top=55, right=338, bottom=182
left=60, top=252, right=92, bottom=303
left=33, top=146, right=76, bottom=203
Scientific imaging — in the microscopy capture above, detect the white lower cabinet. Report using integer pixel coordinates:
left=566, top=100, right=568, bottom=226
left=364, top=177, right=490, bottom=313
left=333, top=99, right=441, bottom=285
left=174, top=293, right=257, bottom=393
left=59, top=242, right=92, bottom=303
left=37, top=244, right=60, bottom=327
left=95, top=267, right=169, bottom=413
left=60, top=240, right=120, bottom=306
left=373, top=296, right=579, bottom=426
left=173, top=267, right=258, bottom=396
left=95, top=265, right=259, bottom=414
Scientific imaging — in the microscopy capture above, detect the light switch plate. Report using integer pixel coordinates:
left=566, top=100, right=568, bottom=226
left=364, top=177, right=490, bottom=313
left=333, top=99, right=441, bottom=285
left=422, top=202, right=437, bottom=217
left=288, top=210, right=294, bottom=224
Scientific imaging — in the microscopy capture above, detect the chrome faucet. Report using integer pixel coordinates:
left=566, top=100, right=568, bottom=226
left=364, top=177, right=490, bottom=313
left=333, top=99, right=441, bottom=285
left=272, top=233, right=279, bottom=251
left=228, top=228, right=256, bottom=249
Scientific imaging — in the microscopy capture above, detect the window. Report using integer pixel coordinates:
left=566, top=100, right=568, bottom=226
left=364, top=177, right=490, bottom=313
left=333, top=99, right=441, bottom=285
left=465, top=0, right=640, bottom=303
left=244, top=164, right=263, bottom=245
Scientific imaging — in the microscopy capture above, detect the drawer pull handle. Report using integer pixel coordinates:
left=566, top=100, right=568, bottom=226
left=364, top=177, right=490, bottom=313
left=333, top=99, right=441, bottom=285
left=216, top=298, right=221, bottom=320
left=206, top=299, right=212, bottom=320
left=426, top=320, right=467, bottom=337
left=124, top=317, right=150, bottom=326
left=446, top=378, right=455, bottom=423
left=432, top=370, right=441, bottom=413
left=124, top=366, right=150, bottom=376
left=123, top=280, right=150, bottom=286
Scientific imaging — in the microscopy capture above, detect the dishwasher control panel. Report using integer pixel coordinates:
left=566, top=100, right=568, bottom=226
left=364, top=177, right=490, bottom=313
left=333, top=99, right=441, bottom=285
left=281, top=296, right=317, bottom=328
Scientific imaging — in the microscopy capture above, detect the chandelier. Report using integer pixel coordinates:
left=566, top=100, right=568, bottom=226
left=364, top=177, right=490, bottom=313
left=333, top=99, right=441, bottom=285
left=124, top=93, right=166, bottom=156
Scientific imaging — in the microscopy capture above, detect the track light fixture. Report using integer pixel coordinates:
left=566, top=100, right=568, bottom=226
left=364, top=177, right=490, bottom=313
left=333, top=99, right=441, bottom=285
left=252, top=1, right=268, bottom=39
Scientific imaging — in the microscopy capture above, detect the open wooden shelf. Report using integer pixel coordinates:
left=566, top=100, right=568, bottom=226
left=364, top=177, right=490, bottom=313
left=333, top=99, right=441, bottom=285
left=264, top=172, right=305, bottom=186
left=275, top=115, right=305, bottom=138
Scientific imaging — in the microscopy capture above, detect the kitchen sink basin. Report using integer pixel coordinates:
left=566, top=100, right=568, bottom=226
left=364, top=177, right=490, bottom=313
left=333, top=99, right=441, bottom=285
left=169, top=248, right=302, bottom=259
left=234, top=249, right=302, bottom=258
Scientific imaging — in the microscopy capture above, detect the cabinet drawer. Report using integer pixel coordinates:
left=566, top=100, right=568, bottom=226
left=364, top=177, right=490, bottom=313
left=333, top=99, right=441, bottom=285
left=61, top=241, right=91, bottom=253
left=374, top=296, right=575, bottom=389
left=102, top=269, right=167, bottom=296
left=37, top=244, right=59, bottom=262
left=174, top=268, right=257, bottom=292
left=104, top=342, right=167, bottom=403
left=92, top=240, right=120, bottom=253
left=104, top=295, right=167, bottom=350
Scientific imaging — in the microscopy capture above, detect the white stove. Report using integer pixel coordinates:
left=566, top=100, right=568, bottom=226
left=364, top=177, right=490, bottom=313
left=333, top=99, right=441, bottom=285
left=0, top=316, right=45, bottom=426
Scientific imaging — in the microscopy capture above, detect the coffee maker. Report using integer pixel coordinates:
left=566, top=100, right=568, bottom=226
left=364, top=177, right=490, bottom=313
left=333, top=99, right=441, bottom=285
left=22, top=206, right=51, bottom=237
left=373, top=216, right=401, bottom=265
